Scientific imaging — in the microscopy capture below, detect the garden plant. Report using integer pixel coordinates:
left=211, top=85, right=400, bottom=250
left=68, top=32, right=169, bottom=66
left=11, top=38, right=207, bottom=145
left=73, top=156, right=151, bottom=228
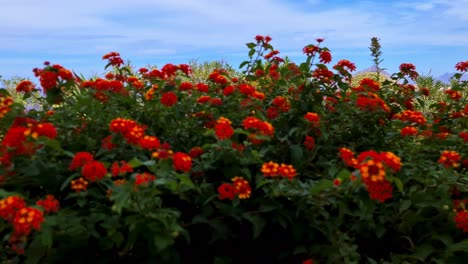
left=0, top=35, right=467, bottom=263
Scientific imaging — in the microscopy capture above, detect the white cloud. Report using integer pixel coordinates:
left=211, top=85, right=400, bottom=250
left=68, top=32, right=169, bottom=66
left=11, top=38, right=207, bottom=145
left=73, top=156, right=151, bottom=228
left=414, top=3, right=435, bottom=11
left=1, top=0, right=468, bottom=78
left=2, top=0, right=468, bottom=52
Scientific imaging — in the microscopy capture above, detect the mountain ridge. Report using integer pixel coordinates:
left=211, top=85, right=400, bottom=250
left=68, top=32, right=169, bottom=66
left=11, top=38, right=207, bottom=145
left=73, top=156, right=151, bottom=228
left=355, top=66, right=467, bottom=84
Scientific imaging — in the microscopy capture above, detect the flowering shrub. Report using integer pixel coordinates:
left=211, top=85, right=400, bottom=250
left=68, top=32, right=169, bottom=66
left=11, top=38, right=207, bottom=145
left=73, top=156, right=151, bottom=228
left=0, top=35, right=467, bottom=263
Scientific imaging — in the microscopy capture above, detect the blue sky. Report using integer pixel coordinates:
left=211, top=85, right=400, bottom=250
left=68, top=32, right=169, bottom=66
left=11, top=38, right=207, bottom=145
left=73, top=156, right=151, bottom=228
left=1, top=0, right=468, bottom=80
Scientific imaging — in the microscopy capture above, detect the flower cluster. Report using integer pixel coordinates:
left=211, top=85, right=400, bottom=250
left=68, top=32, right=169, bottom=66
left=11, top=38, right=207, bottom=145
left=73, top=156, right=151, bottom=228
left=393, top=110, right=427, bottom=125
left=111, top=160, right=134, bottom=177
left=33, top=62, right=74, bottom=93
left=81, top=78, right=127, bottom=102
left=0, top=195, right=55, bottom=253
left=172, top=152, right=192, bottom=172
left=339, top=148, right=358, bottom=168
left=217, top=177, right=252, bottom=200
left=214, top=117, right=234, bottom=140
left=261, top=161, right=298, bottom=180
left=0, top=196, right=26, bottom=221
left=400, top=126, right=418, bottom=137
left=82, top=161, right=108, bottom=182
left=109, top=118, right=162, bottom=151
left=459, top=131, right=468, bottom=143
left=399, top=63, right=419, bottom=80
left=15, top=80, right=36, bottom=93
left=0, top=94, right=13, bottom=119
left=140, top=63, right=191, bottom=81
left=102, top=52, right=124, bottom=68
left=242, top=116, right=275, bottom=138
left=304, top=112, right=320, bottom=124
left=333, top=59, right=357, bottom=75
left=69, top=152, right=107, bottom=183
left=36, top=195, right=60, bottom=214
left=266, top=96, right=290, bottom=119
left=0, top=118, right=58, bottom=171
left=355, top=92, right=390, bottom=113
left=356, top=78, right=380, bottom=92
left=71, top=178, right=89, bottom=193
left=339, top=149, right=402, bottom=202
left=303, top=135, right=315, bottom=151
left=438, top=150, right=461, bottom=168
left=134, top=172, right=156, bottom=187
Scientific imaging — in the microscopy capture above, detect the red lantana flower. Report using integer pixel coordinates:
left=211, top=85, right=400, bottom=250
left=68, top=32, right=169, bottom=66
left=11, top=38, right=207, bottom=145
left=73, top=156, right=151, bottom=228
left=232, top=177, right=252, bottom=199
left=12, top=207, right=44, bottom=236
left=455, top=61, right=468, bottom=72
left=401, top=126, right=418, bottom=137
left=0, top=196, right=26, bottom=221
left=70, top=152, right=94, bottom=170
left=134, top=172, right=156, bottom=186
left=218, top=183, right=236, bottom=200
left=16, top=80, right=36, bottom=93
left=214, top=117, right=234, bottom=140
left=172, top=152, right=192, bottom=172
left=36, top=195, right=59, bottom=214
left=364, top=179, right=393, bottom=202
left=319, top=50, right=332, bottom=64
left=304, top=135, right=315, bottom=151
left=438, top=150, right=461, bottom=168
left=455, top=211, right=468, bottom=232
left=81, top=161, right=107, bottom=182
left=160, top=91, right=178, bottom=107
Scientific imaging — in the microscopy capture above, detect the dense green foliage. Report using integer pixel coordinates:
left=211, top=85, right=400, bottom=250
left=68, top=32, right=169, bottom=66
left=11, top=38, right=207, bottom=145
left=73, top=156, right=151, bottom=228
left=0, top=36, right=467, bottom=264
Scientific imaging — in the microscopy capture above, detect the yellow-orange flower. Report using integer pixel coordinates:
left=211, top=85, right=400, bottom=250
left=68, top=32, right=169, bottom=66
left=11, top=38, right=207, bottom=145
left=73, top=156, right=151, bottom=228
left=278, top=163, right=297, bottom=180
left=261, top=161, right=280, bottom=177
left=359, top=160, right=386, bottom=182
left=231, top=177, right=251, bottom=199
left=438, top=150, right=461, bottom=168
left=71, top=177, right=89, bottom=193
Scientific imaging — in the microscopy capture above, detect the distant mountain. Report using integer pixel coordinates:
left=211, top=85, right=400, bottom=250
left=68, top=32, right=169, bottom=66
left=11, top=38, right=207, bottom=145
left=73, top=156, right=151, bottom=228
left=436, top=72, right=468, bottom=83
left=354, top=66, right=391, bottom=77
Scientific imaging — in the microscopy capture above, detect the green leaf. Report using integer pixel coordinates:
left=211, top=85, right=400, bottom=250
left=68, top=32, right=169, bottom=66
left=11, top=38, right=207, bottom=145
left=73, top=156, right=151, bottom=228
left=416, top=98, right=425, bottom=108
left=411, top=244, right=433, bottom=261
left=452, top=73, right=463, bottom=80
left=153, top=233, right=174, bottom=252
left=432, top=234, right=453, bottom=247
left=192, top=215, right=209, bottom=224
left=447, top=239, right=468, bottom=253
left=336, top=169, right=351, bottom=180
left=39, top=227, right=53, bottom=248
left=392, top=177, right=404, bottom=193
left=256, top=179, right=271, bottom=190
left=142, top=159, right=156, bottom=167
left=309, top=179, right=333, bottom=195
left=177, top=173, right=195, bottom=189
left=239, top=167, right=252, bottom=181
left=214, top=256, right=233, bottom=264
left=290, top=144, right=303, bottom=167
left=127, top=157, right=143, bottom=168
left=60, top=174, right=78, bottom=191
left=42, top=139, right=63, bottom=151
left=400, top=200, right=411, bottom=213
left=259, top=201, right=278, bottom=213
left=0, top=189, right=18, bottom=198
left=288, top=127, right=300, bottom=137
left=248, top=49, right=256, bottom=58
left=234, top=128, right=250, bottom=136
left=246, top=42, right=257, bottom=49
left=239, top=61, right=249, bottom=69
left=243, top=212, right=266, bottom=239
left=375, top=224, right=386, bottom=238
